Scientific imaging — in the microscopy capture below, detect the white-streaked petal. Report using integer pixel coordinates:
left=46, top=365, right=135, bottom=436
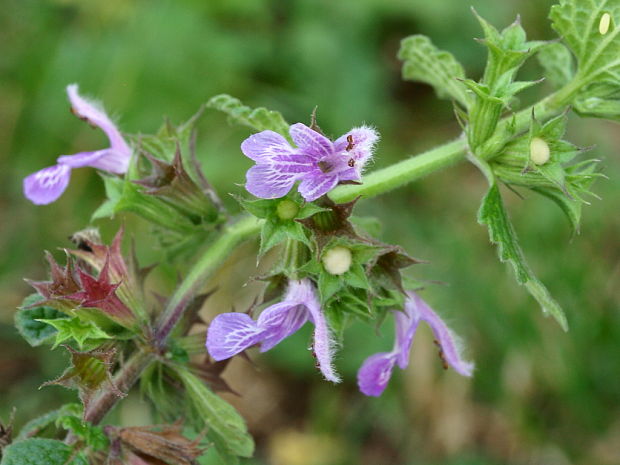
left=23, top=164, right=72, bottom=205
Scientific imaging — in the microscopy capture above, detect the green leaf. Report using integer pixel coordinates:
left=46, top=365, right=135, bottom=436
left=93, top=160, right=198, bottom=233
left=207, top=94, right=290, bottom=138
left=478, top=183, right=568, bottom=330
left=92, top=175, right=124, bottom=220
left=36, top=317, right=112, bottom=350
left=398, top=35, right=470, bottom=107
left=473, top=11, right=546, bottom=86
left=537, top=42, right=575, bottom=88
left=56, top=416, right=109, bottom=451
left=550, top=0, right=620, bottom=85
left=344, top=263, right=371, bottom=290
left=318, top=271, right=343, bottom=303
left=297, top=202, right=329, bottom=219
left=176, top=367, right=254, bottom=459
left=531, top=186, right=583, bottom=234
left=236, top=197, right=275, bottom=219
left=15, top=294, right=68, bottom=347
left=259, top=220, right=310, bottom=258
left=16, top=404, right=81, bottom=441
left=1, top=439, right=73, bottom=465
left=573, top=81, right=620, bottom=120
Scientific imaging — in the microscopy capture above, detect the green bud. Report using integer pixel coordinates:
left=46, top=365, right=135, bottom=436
left=276, top=199, right=299, bottom=220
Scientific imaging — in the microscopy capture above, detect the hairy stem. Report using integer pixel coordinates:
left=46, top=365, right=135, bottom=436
left=83, top=350, right=155, bottom=425
left=330, top=137, right=467, bottom=203
left=154, top=215, right=262, bottom=346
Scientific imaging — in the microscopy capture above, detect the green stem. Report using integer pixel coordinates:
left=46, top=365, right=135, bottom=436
left=83, top=349, right=155, bottom=425
left=154, top=215, right=262, bottom=346
left=329, top=137, right=467, bottom=203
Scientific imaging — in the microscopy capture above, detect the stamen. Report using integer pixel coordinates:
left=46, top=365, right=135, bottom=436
left=433, top=339, right=449, bottom=370
left=345, top=135, right=355, bottom=151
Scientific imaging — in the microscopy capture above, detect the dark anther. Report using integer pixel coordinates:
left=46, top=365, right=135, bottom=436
left=345, top=135, right=355, bottom=151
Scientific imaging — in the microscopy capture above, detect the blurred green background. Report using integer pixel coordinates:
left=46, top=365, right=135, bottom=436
left=1, top=0, right=619, bottom=464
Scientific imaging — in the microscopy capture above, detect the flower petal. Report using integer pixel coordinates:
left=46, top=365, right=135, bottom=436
left=57, top=148, right=130, bottom=174
left=245, top=164, right=297, bottom=199
left=297, top=172, right=338, bottom=201
left=333, top=126, right=378, bottom=177
left=407, top=292, right=474, bottom=376
left=241, top=131, right=295, bottom=162
left=299, top=281, right=340, bottom=383
left=393, top=306, right=421, bottom=370
left=257, top=302, right=309, bottom=352
left=289, top=123, right=333, bottom=159
left=67, top=84, right=131, bottom=155
left=23, top=164, right=72, bottom=205
left=206, top=312, right=265, bottom=361
left=333, top=126, right=379, bottom=161
left=357, top=352, right=398, bottom=397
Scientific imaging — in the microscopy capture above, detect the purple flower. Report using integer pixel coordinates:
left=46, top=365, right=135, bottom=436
left=23, top=84, right=131, bottom=205
left=358, top=291, right=474, bottom=397
left=206, top=279, right=340, bottom=382
left=241, top=123, right=378, bottom=201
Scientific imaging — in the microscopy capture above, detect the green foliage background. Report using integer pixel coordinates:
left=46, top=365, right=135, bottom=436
left=0, top=0, right=618, bottom=464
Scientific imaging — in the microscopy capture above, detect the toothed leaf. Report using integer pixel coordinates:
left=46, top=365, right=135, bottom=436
left=207, top=94, right=290, bottom=139
left=478, top=183, right=568, bottom=330
left=398, top=35, right=470, bottom=107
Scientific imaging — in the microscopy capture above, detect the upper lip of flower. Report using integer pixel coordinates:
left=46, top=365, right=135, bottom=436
left=23, top=84, right=131, bottom=205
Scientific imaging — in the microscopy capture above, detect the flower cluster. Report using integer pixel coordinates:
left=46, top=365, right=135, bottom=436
left=207, top=284, right=473, bottom=394
left=23, top=84, right=131, bottom=205
left=242, top=123, right=378, bottom=201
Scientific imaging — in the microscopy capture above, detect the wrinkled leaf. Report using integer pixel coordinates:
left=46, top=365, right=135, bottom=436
left=398, top=35, right=470, bottom=107
left=176, top=368, right=253, bottom=460
left=207, top=94, right=290, bottom=139
left=537, top=42, right=575, bottom=88
left=16, top=405, right=81, bottom=441
left=550, top=0, right=620, bottom=85
left=1, top=439, right=73, bottom=465
left=36, top=317, right=112, bottom=350
left=478, top=183, right=568, bottom=330
left=15, top=294, right=68, bottom=347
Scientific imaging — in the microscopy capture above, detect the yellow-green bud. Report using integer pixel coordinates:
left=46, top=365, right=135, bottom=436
left=322, top=246, right=352, bottom=275
left=599, top=12, right=611, bottom=35
left=530, top=137, right=550, bottom=165
left=276, top=199, right=299, bottom=220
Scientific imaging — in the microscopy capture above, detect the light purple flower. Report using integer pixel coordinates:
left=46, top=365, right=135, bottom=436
left=206, top=278, right=340, bottom=382
left=358, top=291, right=474, bottom=397
left=241, top=123, right=378, bottom=201
left=23, top=84, right=131, bottom=205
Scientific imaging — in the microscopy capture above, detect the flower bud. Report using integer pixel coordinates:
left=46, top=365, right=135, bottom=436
left=276, top=199, right=299, bottom=220
left=322, top=246, right=352, bottom=275
left=529, top=137, right=550, bottom=165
